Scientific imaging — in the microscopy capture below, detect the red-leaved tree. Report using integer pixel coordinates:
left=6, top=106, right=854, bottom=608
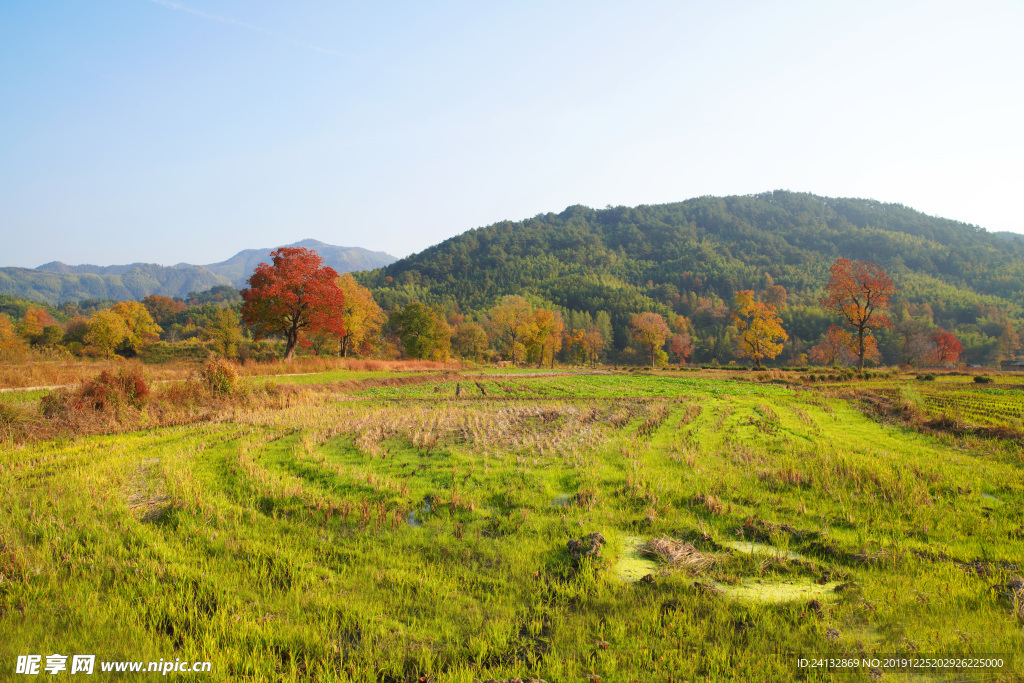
left=240, top=247, right=345, bottom=360
left=931, top=329, right=964, bottom=364
left=821, top=258, right=896, bottom=370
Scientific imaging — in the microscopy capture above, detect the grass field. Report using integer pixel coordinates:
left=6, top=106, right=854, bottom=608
left=1, top=369, right=1022, bottom=681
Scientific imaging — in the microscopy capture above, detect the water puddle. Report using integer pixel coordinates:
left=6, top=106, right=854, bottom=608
left=716, top=578, right=840, bottom=603
left=406, top=499, right=433, bottom=527
left=724, top=540, right=807, bottom=561
left=981, top=493, right=1001, bottom=503
left=614, top=535, right=659, bottom=582
left=552, top=494, right=571, bottom=508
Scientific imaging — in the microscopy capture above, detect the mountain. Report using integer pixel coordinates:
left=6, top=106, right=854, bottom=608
left=203, top=239, right=397, bottom=288
left=357, top=191, right=1023, bottom=361
left=0, top=241, right=397, bottom=304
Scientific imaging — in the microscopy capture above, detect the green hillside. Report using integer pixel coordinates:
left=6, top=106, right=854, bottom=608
left=359, top=191, right=1024, bottom=364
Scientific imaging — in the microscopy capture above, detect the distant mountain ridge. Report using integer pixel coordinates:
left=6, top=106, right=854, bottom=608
left=201, top=239, right=397, bottom=288
left=0, top=240, right=396, bottom=304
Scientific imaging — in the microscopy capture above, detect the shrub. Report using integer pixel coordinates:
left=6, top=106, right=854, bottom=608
left=41, top=365, right=149, bottom=419
left=200, top=358, right=240, bottom=395
left=974, top=375, right=993, bottom=384
left=82, top=367, right=149, bottom=411
left=0, top=402, right=19, bottom=428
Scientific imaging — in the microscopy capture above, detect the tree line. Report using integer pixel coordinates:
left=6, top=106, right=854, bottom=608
left=1, top=239, right=1020, bottom=368
left=226, top=248, right=997, bottom=369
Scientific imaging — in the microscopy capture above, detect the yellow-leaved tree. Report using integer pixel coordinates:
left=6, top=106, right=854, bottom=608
left=336, top=273, right=384, bottom=357
left=528, top=308, right=565, bottom=368
left=85, top=309, right=130, bottom=358
left=489, top=296, right=535, bottom=365
left=111, top=301, right=162, bottom=354
left=731, top=290, right=787, bottom=369
left=85, top=302, right=161, bottom=358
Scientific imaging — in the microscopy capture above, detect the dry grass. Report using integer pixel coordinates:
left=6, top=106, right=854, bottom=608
left=694, top=492, right=724, bottom=515
left=641, top=536, right=717, bottom=575
left=0, top=358, right=192, bottom=389
left=0, top=356, right=464, bottom=390
left=3, top=364, right=307, bottom=443
left=233, top=357, right=465, bottom=377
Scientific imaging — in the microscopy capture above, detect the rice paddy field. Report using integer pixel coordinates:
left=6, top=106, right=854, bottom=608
left=1, top=368, right=1023, bottom=681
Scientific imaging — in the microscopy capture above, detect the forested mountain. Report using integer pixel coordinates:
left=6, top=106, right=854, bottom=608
left=358, top=191, right=1024, bottom=364
left=0, top=240, right=396, bottom=304
left=0, top=263, right=227, bottom=305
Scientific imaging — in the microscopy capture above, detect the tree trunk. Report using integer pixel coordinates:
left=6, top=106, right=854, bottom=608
left=858, top=326, right=865, bottom=370
left=284, top=329, right=299, bottom=361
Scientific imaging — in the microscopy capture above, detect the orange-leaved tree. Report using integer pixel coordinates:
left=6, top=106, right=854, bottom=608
left=142, top=295, right=187, bottom=328
left=582, top=326, right=606, bottom=368
left=821, top=258, right=896, bottom=370
left=17, top=306, right=57, bottom=346
left=241, top=247, right=345, bottom=361
left=809, top=325, right=854, bottom=366
left=669, top=314, right=693, bottom=363
left=731, top=290, right=787, bottom=368
left=0, top=314, right=28, bottom=361
left=629, top=312, right=671, bottom=367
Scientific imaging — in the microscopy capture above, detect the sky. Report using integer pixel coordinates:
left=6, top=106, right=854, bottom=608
left=1, top=0, right=1022, bottom=267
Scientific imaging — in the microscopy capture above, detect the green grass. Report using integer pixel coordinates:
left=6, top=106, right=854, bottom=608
left=1, top=373, right=1022, bottom=681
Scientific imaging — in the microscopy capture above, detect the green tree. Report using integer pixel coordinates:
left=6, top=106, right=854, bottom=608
left=389, top=302, right=451, bottom=360
left=203, top=308, right=243, bottom=358
left=452, top=322, right=488, bottom=362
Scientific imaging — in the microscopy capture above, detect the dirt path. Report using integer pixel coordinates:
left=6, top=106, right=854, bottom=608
left=0, top=371, right=324, bottom=394
left=0, top=370, right=604, bottom=394
left=0, top=384, right=65, bottom=393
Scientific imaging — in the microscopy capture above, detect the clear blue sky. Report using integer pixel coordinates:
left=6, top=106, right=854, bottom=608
left=2, top=0, right=1022, bottom=267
